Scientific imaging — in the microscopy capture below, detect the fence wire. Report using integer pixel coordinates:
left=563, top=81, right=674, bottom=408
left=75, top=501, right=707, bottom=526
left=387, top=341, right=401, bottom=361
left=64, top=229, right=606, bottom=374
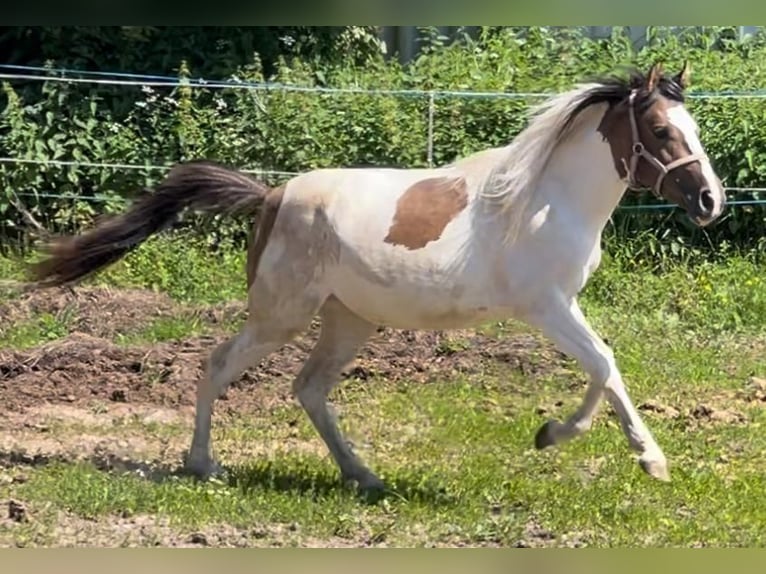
left=2, top=64, right=766, bottom=212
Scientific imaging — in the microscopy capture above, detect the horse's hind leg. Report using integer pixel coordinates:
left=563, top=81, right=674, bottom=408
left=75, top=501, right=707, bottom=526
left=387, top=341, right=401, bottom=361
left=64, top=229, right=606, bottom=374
left=185, top=306, right=317, bottom=479
left=292, top=296, right=381, bottom=491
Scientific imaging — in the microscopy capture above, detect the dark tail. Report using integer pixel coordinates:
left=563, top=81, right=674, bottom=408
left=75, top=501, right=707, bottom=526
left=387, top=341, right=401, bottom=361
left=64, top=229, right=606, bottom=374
left=29, top=160, right=270, bottom=288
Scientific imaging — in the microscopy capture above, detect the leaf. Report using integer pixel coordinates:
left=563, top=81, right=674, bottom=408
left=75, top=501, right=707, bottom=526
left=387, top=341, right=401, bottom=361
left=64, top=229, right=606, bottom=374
left=745, top=149, right=755, bottom=170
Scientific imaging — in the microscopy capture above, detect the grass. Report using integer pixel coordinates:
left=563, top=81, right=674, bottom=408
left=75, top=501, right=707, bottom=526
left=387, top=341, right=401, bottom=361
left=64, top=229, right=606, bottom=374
left=0, top=310, right=75, bottom=349
left=115, top=315, right=211, bottom=346
left=2, top=234, right=766, bottom=546
left=5, top=375, right=766, bottom=547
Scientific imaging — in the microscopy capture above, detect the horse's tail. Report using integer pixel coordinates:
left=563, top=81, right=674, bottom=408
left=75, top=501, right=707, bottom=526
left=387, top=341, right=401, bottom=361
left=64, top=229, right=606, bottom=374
left=29, top=159, right=271, bottom=288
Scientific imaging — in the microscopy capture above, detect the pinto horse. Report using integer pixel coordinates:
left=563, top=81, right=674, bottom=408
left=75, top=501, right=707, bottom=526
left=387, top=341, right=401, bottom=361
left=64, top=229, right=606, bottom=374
left=30, top=63, right=726, bottom=491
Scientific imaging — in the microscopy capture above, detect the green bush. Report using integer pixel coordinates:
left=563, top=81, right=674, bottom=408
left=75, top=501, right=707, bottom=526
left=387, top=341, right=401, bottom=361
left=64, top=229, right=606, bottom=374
left=2, top=26, right=766, bottom=259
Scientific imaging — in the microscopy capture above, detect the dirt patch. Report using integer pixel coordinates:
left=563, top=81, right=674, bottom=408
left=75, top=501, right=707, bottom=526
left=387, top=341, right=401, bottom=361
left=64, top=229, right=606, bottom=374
left=513, top=517, right=557, bottom=548
left=0, top=287, right=566, bottom=415
left=0, top=286, right=182, bottom=338
left=0, top=333, right=211, bottom=412
left=0, top=509, right=388, bottom=547
left=0, top=400, right=333, bottom=476
left=0, top=423, right=184, bottom=481
left=638, top=399, right=681, bottom=419
left=688, top=403, right=747, bottom=426
left=640, top=387, right=756, bottom=428
left=352, top=328, right=559, bottom=383
left=2, top=403, right=189, bottom=429
left=739, top=376, right=766, bottom=403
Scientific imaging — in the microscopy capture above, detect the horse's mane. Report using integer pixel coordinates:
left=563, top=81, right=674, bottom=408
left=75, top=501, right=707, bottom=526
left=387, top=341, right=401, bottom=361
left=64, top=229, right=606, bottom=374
left=458, top=67, right=685, bottom=243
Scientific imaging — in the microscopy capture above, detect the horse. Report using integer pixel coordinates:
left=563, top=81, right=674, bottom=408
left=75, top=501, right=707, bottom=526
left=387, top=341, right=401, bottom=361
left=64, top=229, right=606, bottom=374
left=28, top=62, right=726, bottom=492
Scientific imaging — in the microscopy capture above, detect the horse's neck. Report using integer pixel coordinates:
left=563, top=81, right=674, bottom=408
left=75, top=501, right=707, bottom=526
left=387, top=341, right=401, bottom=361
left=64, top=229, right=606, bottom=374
left=468, top=114, right=625, bottom=254
left=534, top=119, right=626, bottom=234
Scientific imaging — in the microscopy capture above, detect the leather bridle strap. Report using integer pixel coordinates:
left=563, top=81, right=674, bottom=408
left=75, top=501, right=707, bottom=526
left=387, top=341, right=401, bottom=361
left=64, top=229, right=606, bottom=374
left=622, top=90, right=708, bottom=199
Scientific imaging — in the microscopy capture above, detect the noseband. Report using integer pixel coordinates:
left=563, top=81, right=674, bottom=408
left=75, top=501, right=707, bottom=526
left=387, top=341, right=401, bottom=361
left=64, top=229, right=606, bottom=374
left=622, top=90, right=708, bottom=199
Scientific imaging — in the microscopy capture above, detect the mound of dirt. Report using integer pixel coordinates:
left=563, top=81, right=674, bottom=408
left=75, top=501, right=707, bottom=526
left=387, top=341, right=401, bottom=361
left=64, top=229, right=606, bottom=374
left=0, top=287, right=567, bottom=414
left=0, top=333, right=208, bottom=412
left=0, top=286, right=180, bottom=338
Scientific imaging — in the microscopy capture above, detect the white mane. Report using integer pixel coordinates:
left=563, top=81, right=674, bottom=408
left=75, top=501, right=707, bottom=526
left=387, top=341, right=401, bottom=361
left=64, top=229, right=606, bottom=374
left=455, top=83, right=607, bottom=244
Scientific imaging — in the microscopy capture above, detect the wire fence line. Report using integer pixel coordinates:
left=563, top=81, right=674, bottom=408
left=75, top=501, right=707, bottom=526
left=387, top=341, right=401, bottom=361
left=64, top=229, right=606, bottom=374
left=3, top=156, right=766, bottom=212
left=4, top=156, right=766, bottom=196
left=5, top=64, right=766, bottom=99
left=0, top=70, right=550, bottom=99
left=3, top=64, right=766, bottom=212
left=0, top=157, right=299, bottom=178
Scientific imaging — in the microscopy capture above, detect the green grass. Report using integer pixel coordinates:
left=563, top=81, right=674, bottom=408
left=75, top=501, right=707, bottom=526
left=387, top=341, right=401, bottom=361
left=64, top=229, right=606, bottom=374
left=6, top=374, right=766, bottom=547
left=114, top=315, right=209, bottom=346
left=0, top=311, right=74, bottom=349
left=94, top=236, right=248, bottom=304
left=3, top=235, right=766, bottom=546
left=0, top=233, right=248, bottom=305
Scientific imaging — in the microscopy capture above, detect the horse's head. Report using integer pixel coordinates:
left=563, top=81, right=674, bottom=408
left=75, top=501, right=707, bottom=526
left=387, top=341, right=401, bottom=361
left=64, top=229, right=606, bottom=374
left=599, top=62, right=726, bottom=227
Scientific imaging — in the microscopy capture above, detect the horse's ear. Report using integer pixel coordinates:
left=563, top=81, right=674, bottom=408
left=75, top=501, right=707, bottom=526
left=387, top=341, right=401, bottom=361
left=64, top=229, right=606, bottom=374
left=673, top=60, right=691, bottom=89
left=646, top=62, right=663, bottom=92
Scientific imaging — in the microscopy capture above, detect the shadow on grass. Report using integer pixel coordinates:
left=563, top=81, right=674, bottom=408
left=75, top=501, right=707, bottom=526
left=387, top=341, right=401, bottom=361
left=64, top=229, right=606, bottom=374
left=0, top=448, right=181, bottom=483
left=225, top=458, right=458, bottom=507
left=1, top=448, right=458, bottom=508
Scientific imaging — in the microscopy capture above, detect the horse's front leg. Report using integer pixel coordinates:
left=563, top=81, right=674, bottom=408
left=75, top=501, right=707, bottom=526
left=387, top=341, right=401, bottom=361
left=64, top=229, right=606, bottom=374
left=526, top=291, right=669, bottom=481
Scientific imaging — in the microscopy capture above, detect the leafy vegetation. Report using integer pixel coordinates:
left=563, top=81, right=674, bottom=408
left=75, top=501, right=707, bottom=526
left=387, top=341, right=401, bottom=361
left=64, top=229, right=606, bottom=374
left=2, top=26, right=766, bottom=259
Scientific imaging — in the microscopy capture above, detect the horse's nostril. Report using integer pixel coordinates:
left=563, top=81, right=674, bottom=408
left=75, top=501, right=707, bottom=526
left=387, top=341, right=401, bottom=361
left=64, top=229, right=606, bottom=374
left=700, top=188, right=715, bottom=213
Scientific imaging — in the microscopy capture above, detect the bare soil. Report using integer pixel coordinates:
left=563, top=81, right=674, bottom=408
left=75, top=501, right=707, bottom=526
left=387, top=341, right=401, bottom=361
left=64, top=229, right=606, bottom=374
left=0, top=286, right=566, bottom=416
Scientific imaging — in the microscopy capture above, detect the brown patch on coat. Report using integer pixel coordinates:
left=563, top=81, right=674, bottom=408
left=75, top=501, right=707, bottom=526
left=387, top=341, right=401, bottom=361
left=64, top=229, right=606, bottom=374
left=597, top=106, right=630, bottom=180
left=246, top=185, right=285, bottom=288
left=384, top=177, right=468, bottom=250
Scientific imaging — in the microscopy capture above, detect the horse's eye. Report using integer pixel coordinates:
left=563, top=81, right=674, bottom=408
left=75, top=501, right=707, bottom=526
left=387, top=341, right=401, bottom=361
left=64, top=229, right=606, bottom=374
left=653, top=126, right=670, bottom=139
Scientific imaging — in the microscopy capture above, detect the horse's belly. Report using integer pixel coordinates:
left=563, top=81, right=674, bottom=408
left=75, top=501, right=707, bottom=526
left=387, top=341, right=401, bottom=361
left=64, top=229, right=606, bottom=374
left=328, top=262, right=514, bottom=330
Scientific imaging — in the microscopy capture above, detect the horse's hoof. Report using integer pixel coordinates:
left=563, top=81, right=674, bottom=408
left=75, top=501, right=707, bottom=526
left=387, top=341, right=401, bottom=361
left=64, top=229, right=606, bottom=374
left=344, top=471, right=385, bottom=495
left=360, top=475, right=385, bottom=493
left=534, top=419, right=561, bottom=450
left=639, top=454, right=671, bottom=482
left=183, top=454, right=223, bottom=481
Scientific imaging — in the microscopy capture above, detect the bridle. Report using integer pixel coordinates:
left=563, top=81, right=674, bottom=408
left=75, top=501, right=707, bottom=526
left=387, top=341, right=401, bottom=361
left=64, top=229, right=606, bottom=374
left=621, top=90, right=708, bottom=199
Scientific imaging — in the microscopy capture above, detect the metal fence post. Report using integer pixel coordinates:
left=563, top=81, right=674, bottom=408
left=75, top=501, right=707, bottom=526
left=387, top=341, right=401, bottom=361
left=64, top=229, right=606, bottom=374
left=427, top=91, right=435, bottom=168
